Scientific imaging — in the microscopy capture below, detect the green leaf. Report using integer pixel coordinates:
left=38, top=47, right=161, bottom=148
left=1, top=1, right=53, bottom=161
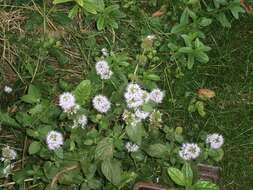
left=21, top=85, right=41, bottom=104
left=199, top=17, right=212, bottom=27
left=216, top=13, right=231, bottom=28
left=28, top=141, right=41, bottom=155
left=195, top=101, right=206, bottom=117
left=95, top=137, right=114, bottom=160
left=229, top=3, right=245, bottom=19
left=171, top=24, right=187, bottom=34
left=88, top=178, right=102, bottom=189
left=179, top=47, right=194, bottom=54
left=97, top=16, right=105, bottom=31
left=146, top=144, right=168, bottom=158
left=101, top=159, right=122, bottom=187
left=68, top=5, right=79, bottom=19
left=83, top=1, right=98, bottom=14
left=180, top=8, right=189, bottom=25
left=192, top=180, right=219, bottom=190
left=208, top=148, right=224, bottom=161
left=0, top=112, right=20, bottom=127
left=53, top=0, right=73, bottom=4
left=55, top=148, right=64, bottom=159
left=73, top=80, right=91, bottom=106
left=75, top=0, right=84, bottom=7
left=167, top=167, right=185, bottom=186
left=182, top=163, right=193, bottom=187
left=126, top=124, right=145, bottom=145
left=195, top=51, right=209, bottom=63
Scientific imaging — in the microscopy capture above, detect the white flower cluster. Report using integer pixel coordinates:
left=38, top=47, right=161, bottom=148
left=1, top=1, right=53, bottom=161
left=124, top=83, right=164, bottom=109
left=93, top=95, right=111, bottom=113
left=149, top=89, right=165, bottom=104
left=179, top=143, right=201, bottom=160
left=125, top=142, right=139, bottom=152
left=206, top=133, right=224, bottom=149
left=95, top=60, right=113, bottom=80
left=1, top=146, right=17, bottom=161
left=124, top=83, right=148, bottom=108
left=123, top=83, right=165, bottom=127
left=73, top=114, right=88, bottom=129
left=59, top=92, right=77, bottom=112
left=46, top=131, right=64, bottom=150
left=4, top=86, right=12, bottom=94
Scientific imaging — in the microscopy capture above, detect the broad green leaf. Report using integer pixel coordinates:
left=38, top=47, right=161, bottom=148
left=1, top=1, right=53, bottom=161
left=95, top=137, right=114, bottom=160
left=182, top=163, right=193, bottom=187
left=83, top=1, right=98, bottom=14
left=180, top=8, right=189, bottom=25
left=208, top=148, right=224, bottom=161
left=21, top=85, right=41, bottom=104
left=171, top=24, right=187, bottom=34
left=146, top=144, right=168, bottom=158
left=97, top=16, right=105, bottom=30
left=126, top=124, right=145, bottom=145
left=73, top=80, right=91, bottom=106
left=195, top=101, right=206, bottom=117
left=88, top=178, right=102, bottom=189
left=179, top=47, right=194, bottom=54
left=101, top=159, right=122, bottom=187
left=195, top=51, right=209, bottom=63
left=192, top=180, right=219, bottom=190
left=0, top=112, right=20, bottom=127
left=29, top=141, right=41, bottom=155
left=199, top=17, right=212, bottom=27
left=167, top=167, right=185, bottom=186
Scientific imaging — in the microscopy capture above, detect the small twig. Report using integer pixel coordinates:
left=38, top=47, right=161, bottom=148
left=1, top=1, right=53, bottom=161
left=50, top=164, right=79, bottom=188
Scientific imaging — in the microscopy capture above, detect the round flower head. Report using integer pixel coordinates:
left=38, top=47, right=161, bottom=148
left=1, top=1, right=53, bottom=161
left=92, top=95, right=111, bottom=113
left=135, top=109, right=150, bottom=120
left=1, top=146, right=17, bottom=161
left=125, top=142, right=139, bottom=152
left=46, top=131, right=64, bottom=150
left=179, top=143, right=201, bottom=160
left=95, top=60, right=112, bottom=80
left=59, top=92, right=76, bottom=112
left=101, top=48, right=109, bottom=56
left=149, top=88, right=165, bottom=103
left=206, top=133, right=224, bottom=149
left=124, top=83, right=145, bottom=108
left=4, top=86, right=12, bottom=94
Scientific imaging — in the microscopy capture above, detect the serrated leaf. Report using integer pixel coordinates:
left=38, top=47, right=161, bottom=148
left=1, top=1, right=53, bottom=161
left=168, top=167, right=185, bottom=186
left=101, top=159, right=122, bottom=187
left=126, top=124, right=145, bottom=145
left=146, top=143, right=168, bottom=158
left=0, top=112, right=20, bottom=127
left=73, top=80, right=91, bottom=106
left=95, top=137, right=114, bottom=160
